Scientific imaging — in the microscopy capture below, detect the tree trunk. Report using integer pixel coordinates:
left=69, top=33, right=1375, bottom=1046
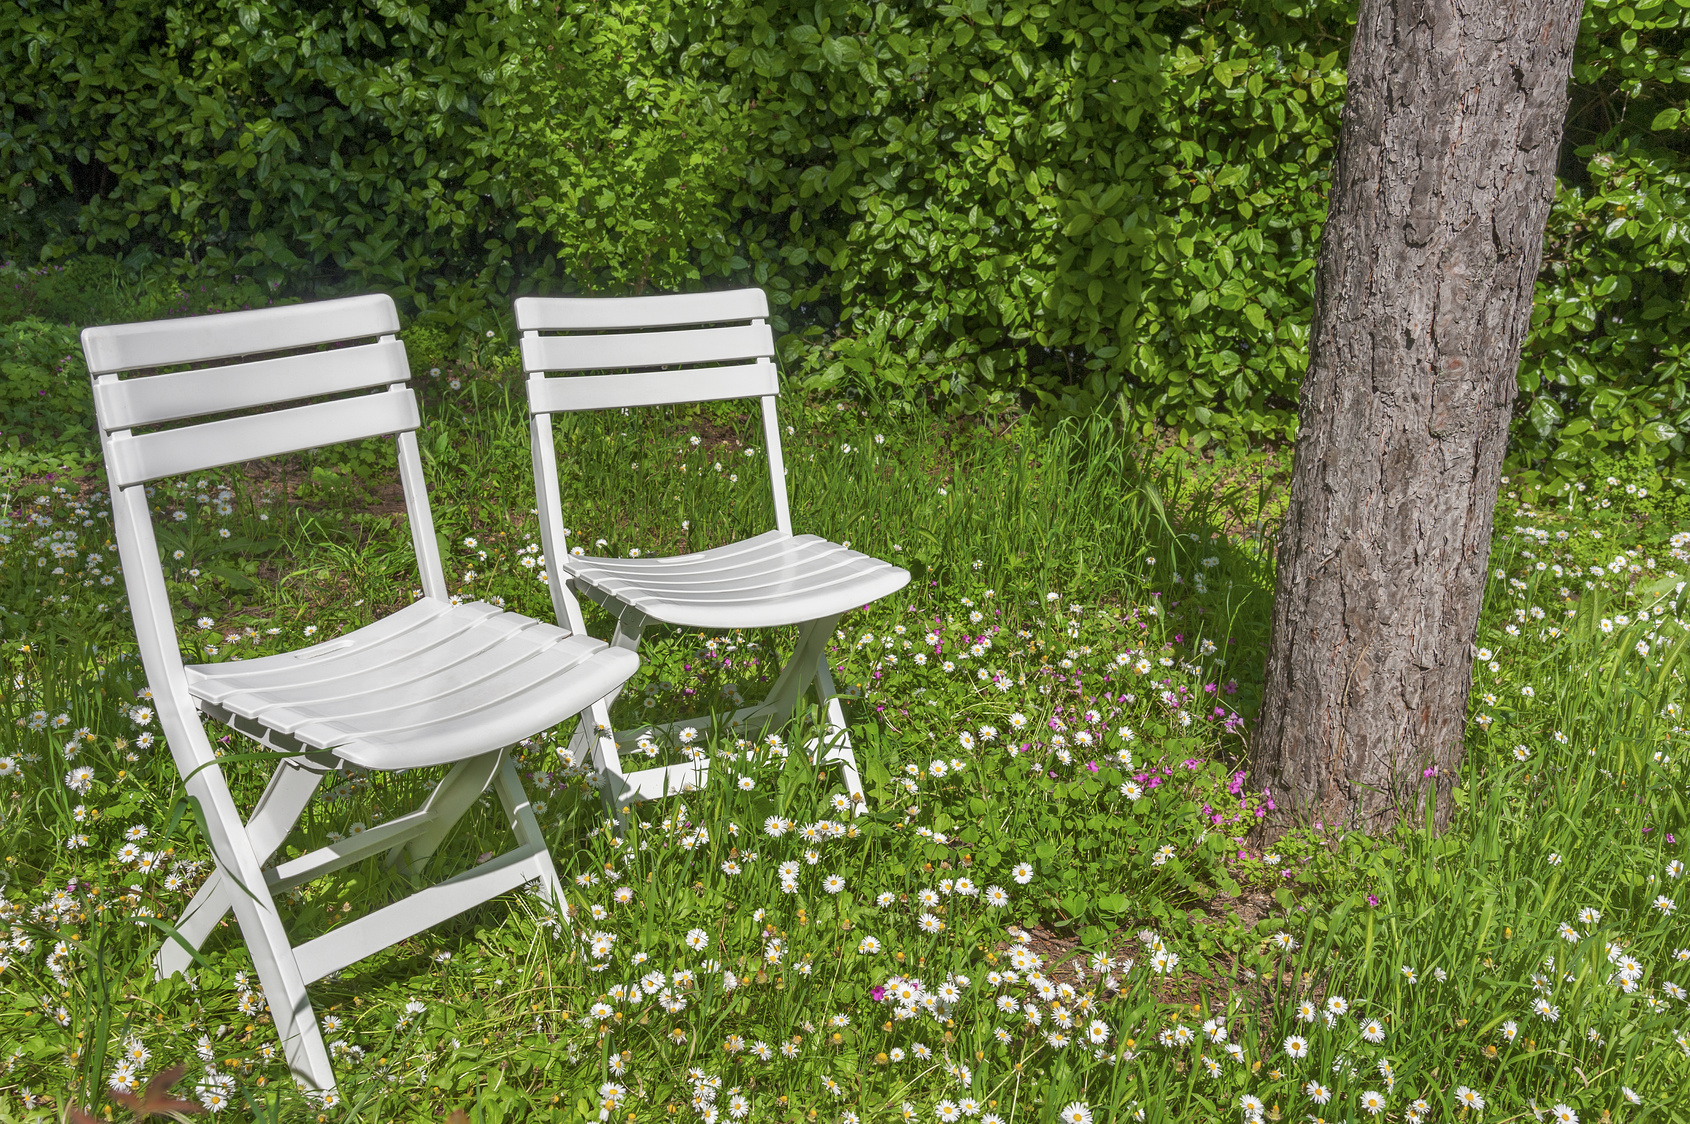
left=1251, top=0, right=1583, bottom=834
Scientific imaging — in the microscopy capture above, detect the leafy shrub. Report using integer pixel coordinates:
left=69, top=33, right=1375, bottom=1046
left=400, top=323, right=453, bottom=377
left=0, top=257, right=130, bottom=327
left=6, top=0, right=1690, bottom=480
left=506, top=3, right=747, bottom=295
left=0, top=0, right=534, bottom=338
left=1513, top=0, right=1690, bottom=488
left=0, top=317, right=92, bottom=473
left=672, top=0, right=1349, bottom=429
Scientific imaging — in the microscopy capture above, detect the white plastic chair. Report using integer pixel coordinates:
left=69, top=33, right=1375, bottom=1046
left=84, top=294, right=639, bottom=1092
left=517, top=288, right=909, bottom=819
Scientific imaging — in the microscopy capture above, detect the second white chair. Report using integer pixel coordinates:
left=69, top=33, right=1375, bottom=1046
left=516, top=288, right=909, bottom=820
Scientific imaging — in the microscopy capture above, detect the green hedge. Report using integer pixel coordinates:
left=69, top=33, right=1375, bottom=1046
left=672, top=0, right=1351, bottom=427
left=1516, top=0, right=1690, bottom=489
left=2, top=0, right=1687, bottom=483
left=0, top=317, right=89, bottom=473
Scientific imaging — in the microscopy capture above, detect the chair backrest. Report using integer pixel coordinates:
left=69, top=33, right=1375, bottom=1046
left=515, top=289, right=777, bottom=411
left=83, top=295, right=450, bottom=771
left=516, top=289, right=796, bottom=622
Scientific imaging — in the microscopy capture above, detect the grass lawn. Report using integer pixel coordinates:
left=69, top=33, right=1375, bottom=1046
left=1, top=263, right=1688, bottom=1122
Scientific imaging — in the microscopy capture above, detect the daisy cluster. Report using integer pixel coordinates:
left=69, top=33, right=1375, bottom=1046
left=2, top=442, right=1689, bottom=1118
left=1, top=485, right=118, bottom=622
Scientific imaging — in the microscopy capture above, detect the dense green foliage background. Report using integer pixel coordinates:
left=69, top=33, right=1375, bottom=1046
left=3, top=0, right=1689, bottom=482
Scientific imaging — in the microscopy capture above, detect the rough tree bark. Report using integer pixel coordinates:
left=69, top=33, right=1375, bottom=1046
left=1252, top=0, right=1584, bottom=834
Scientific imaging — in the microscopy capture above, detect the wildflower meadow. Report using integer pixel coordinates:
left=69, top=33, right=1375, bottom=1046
left=2, top=263, right=1690, bottom=1122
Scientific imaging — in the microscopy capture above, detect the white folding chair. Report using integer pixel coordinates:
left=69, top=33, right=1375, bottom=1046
left=517, top=288, right=909, bottom=820
left=84, top=294, right=639, bottom=1092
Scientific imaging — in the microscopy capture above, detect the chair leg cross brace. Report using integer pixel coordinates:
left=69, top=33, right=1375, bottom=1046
left=156, top=756, right=333, bottom=982
left=156, top=749, right=564, bottom=1093
left=567, top=612, right=867, bottom=826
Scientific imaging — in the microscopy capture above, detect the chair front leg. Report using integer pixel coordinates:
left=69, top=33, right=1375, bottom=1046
left=183, top=762, right=336, bottom=1091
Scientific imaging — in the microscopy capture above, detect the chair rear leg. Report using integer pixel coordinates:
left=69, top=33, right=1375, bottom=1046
left=156, top=757, right=328, bottom=980
left=745, top=614, right=841, bottom=729
left=579, top=698, right=634, bottom=836
left=563, top=608, right=646, bottom=769
left=572, top=607, right=646, bottom=835
left=156, top=875, right=230, bottom=981
left=744, top=615, right=866, bottom=812
left=492, top=756, right=566, bottom=915
left=564, top=701, right=618, bottom=772
left=812, top=650, right=868, bottom=814
left=393, top=751, right=504, bottom=873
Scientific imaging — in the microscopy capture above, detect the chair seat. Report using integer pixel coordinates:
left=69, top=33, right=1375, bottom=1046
left=185, top=597, right=638, bottom=770
left=561, top=530, right=911, bottom=630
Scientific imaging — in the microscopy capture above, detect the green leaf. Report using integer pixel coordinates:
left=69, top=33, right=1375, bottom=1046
left=205, top=565, right=256, bottom=590
left=1529, top=395, right=1563, bottom=439
left=821, top=37, right=861, bottom=68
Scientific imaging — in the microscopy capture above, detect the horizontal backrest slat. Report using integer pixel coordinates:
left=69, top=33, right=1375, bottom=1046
left=106, top=389, right=419, bottom=487
left=92, top=339, right=409, bottom=431
left=80, top=293, right=400, bottom=375
left=527, top=361, right=777, bottom=415
left=519, top=323, right=773, bottom=374
left=514, top=289, right=769, bottom=331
